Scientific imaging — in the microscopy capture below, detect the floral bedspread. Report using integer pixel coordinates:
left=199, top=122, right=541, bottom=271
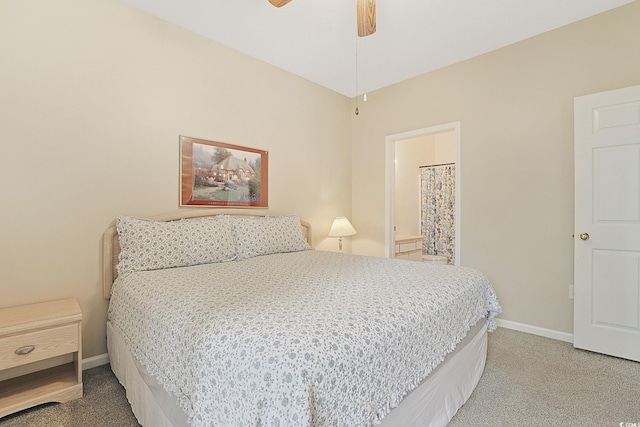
left=108, top=250, right=501, bottom=427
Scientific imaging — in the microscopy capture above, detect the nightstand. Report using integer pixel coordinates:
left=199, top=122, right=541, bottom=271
left=0, top=298, right=83, bottom=418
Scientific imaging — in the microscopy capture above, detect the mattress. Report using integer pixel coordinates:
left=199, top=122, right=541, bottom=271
left=108, top=250, right=500, bottom=426
left=108, top=319, right=488, bottom=427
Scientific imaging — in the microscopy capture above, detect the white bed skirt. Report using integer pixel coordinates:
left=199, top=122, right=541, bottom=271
left=107, top=320, right=487, bottom=427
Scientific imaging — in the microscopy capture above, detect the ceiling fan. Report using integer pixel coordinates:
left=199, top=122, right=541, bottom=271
left=268, top=0, right=376, bottom=37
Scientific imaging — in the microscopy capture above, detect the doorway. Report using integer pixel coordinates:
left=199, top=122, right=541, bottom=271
left=384, top=122, right=461, bottom=263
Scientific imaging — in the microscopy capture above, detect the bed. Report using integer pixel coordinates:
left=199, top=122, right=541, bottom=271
left=103, top=210, right=501, bottom=427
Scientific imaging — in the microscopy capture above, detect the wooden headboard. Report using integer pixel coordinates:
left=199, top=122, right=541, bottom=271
left=102, top=210, right=312, bottom=299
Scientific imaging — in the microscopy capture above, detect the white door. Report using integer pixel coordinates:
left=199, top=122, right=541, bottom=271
left=574, top=85, right=640, bottom=362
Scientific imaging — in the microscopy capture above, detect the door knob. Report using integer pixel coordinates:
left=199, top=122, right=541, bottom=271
left=579, top=232, right=590, bottom=241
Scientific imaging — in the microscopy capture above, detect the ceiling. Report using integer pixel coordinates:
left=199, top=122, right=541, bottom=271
left=122, top=0, right=635, bottom=98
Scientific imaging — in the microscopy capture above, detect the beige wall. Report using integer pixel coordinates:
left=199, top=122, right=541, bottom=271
left=351, top=2, right=640, bottom=334
left=433, top=132, right=456, bottom=165
left=0, top=0, right=351, bottom=358
left=394, top=136, right=430, bottom=237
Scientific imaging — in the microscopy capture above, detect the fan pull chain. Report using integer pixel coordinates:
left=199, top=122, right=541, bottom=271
left=355, top=22, right=359, bottom=116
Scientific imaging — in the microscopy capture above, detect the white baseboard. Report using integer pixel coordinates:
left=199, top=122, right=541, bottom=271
left=83, top=353, right=110, bottom=370
left=496, top=319, right=574, bottom=343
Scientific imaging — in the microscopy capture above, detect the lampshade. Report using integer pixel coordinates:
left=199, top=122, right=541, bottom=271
left=328, top=216, right=357, bottom=238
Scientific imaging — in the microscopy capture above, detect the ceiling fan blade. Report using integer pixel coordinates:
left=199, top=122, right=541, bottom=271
left=269, top=0, right=292, bottom=7
left=357, top=0, right=376, bottom=37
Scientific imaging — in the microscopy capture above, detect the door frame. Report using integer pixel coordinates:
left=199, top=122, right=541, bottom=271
left=384, top=122, right=461, bottom=263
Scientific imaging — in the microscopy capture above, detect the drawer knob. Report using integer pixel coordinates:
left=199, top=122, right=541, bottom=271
left=15, top=345, right=35, bottom=355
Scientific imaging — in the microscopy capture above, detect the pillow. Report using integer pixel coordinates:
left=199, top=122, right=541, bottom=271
left=232, top=215, right=312, bottom=260
left=116, top=215, right=236, bottom=277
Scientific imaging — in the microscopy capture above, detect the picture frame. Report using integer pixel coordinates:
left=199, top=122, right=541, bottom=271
left=180, top=136, right=268, bottom=207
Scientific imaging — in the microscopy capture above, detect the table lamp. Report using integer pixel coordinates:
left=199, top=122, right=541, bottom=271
left=328, top=216, right=357, bottom=252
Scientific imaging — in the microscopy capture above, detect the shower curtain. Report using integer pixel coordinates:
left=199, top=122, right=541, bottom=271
left=420, top=164, right=455, bottom=264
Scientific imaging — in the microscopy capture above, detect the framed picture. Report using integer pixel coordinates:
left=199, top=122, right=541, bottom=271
left=180, top=136, right=268, bottom=207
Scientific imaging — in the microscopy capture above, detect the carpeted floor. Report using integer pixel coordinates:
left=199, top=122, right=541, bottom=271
left=1, top=327, right=639, bottom=426
left=449, top=328, right=640, bottom=427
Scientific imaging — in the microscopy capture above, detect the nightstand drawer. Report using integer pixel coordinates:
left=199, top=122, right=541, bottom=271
left=0, top=324, right=78, bottom=371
